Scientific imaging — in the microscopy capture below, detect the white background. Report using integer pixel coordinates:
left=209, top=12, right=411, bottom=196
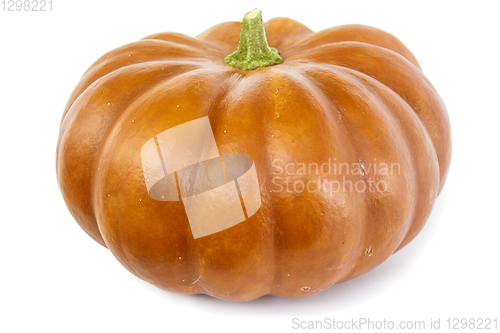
left=1, top=0, right=499, bottom=332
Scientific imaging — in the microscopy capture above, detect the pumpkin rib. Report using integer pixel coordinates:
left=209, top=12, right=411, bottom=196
left=138, top=36, right=229, bottom=59
left=312, top=62, right=439, bottom=261
left=305, top=64, right=427, bottom=280
left=286, top=42, right=450, bottom=189
left=191, top=71, right=264, bottom=299
left=293, top=64, right=415, bottom=283
left=340, top=66, right=438, bottom=254
left=141, top=31, right=229, bottom=54
left=60, top=60, right=206, bottom=125
left=196, top=70, right=279, bottom=300
left=58, top=61, right=205, bottom=247
left=171, top=68, right=241, bottom=297
left=62, top=40, right=222, bottom=121
left=282, top=24, right=420, bottom=68
left=84, top=39, right=225, bottom=71
left=306, top=71, right=381, bottom=284
left=338, top=68, right=439, bottom=253
left=263, top=17, right=315, bottom=50
left=92, top=65, right=240, bottom=296
left=252, top=66, right=366, bottom=296
left=196, top=21, right=242, bottom=55
left=285, top=66, right=371, bottom=287
left=58, top=60, right=203, bottom=163
left=241, top=68, right=306, bottom=297
left=190, top=68, right=273, bottom=299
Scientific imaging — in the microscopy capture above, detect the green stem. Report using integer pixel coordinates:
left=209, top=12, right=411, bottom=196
left=223, top=8, right=283, bottom=70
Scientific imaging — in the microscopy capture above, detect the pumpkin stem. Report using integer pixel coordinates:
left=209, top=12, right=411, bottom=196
left=223, top=8, right=283, bottom=70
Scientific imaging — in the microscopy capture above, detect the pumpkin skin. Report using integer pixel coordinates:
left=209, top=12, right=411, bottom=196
left=56, top=16, right=451, bottom=301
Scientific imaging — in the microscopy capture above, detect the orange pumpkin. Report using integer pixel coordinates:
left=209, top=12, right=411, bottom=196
left=56, top=9, right=451, bottom=301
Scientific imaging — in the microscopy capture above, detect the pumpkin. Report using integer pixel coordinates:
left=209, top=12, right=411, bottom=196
left=56, top=8, right=451, bottom=301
